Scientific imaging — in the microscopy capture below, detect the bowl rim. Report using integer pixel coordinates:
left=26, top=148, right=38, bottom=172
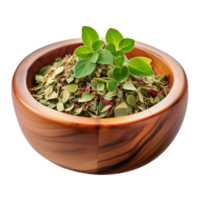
left=12, top=38, right=187, bottom=127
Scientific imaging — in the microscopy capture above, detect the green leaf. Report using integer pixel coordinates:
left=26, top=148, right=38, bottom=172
left=57, top=102, right=64, bottom=112
left=115, top=56, right=124, bottom=67
left=47, top=91, right=58, bottom=100
left=97, top=111, right=108, bottom=118
left=73, top=105, right=84, bottom=115
left=138, top=92, right=144, bottom=103
left=100, top=105, right=112, bottom=113
left=128, top=57, right=154, bottom=77
left=74, top=46, right=93, bottom=59
left=97, top=82, right=105, bottom=91
left=97, top=89, right=106, bottom=95
left=108, top=80, right=117, bottom=92
left=94, top=78, right=108, bottom=83
left=75, top=58, right=96, bottom=78
left=158, top=93, right=164, bottom=101
left=105, top=43, right=117, bottom=56
left=113, top=66, right=129, bottom=83
left=106, top=28, right=123, bottom=49
left=91, top=79, right=99, bottom=86
left=87, top=83, right=97, bottom=91
left=119, top=38, right=135, bottom=52
left=61, top=90, right=70, bottom=103
left=39, top=65, right=51, bottom=75
left=114, top=102, right=129, bottom=117
left=66, top=75, right=74, bottom=84
left=92, top=40, right=105, bottom=52
left=136, top=57, right=152, bottom=64
left=138, top=103, right=146, bottom=111
left=127, top=95, right=136, bottom=107
left=99, top=101, right=105, bottom=112
left=35, top=75, right=44, bottom=83
left=116, top=50, right=124, bottom=57
left=107, top=70, right=113, bottom=78
left=55, top=66, right=64, bottom=75
left=90, top=52, right=99, bottom=63
left=123, top=55, right=129, bottom=66
left=82, top=26, right=99, bottom=47
left=78, top=92, right=93, bottom=102
left=117, top=88, right=124, bottom=98
left=62, top=84, right=78, bottom=93
left=123, top=81, right=136, bottom=90
left=150, top=96, right=155, bottom=104
left=65, top=103, right=74, bottom=112
left=97, top=50, right=113, bottom=64
left=104, top=90, right=117, bottom=98
left=154, top=96, right=160, bottom=104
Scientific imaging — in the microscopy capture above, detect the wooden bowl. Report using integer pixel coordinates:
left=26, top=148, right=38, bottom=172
left=12, top=39, right=188, bottom=174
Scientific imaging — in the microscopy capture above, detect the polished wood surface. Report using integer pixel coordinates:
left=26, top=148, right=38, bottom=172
left=12, top=39, right=188, bottom=174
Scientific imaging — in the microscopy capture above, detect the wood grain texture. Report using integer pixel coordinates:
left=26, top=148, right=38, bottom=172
left=12, top=39, right=188, bottom=174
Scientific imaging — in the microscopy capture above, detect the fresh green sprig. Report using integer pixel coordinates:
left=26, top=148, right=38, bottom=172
left=74, top=26, right=154, bottom=92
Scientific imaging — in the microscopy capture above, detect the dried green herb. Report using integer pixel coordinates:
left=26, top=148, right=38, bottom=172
left=30, top=27, right=171, bottom=118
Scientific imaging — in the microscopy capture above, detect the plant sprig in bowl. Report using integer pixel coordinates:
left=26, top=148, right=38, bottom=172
left=74, top=26, right=154, bottom=92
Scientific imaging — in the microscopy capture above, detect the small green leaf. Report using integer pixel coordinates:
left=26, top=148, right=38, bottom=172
left=128, top=57, right=154, bottom=77
left=154, top=96, right=160, bottom=104
left=113, top=66, right=129, bottom=83
left=99, top=101, right=105, bottom=112
left=74, top=46, right=93, bottom=59
left=62, top=84, right=78, bottom=93
left=75, top=58, right=96, bottom=78
left=104, top=90, right=117, bottom=98
left=138, top=92, right=144, bottom=103
left=114, top=102, right=129, bottom=117
left=117, top=88, right=124, bottom=98
left=94, top=78, right=108, bottom=83
left=158, top=93, right=164, bottom=101
left=55, top=66, right=64, bottom=75
left=97, top=50, right=113, bottom=64
left=57, top=102, right=64, bottom=112
left=107, top=70, right=113, bottom=78
left=123, top=81, right=136, bottom=90
left=116, top=50, right=124, bottom=57
left=119, top=38, right=135, bottom=52
left=78, top=92, right=93, bottom=102
left=123, top=55, right=129, bottom=66
left=66, top=75, right=74, bottom=84
left=127, top=95, right=136, bottom=107
left=91, top=79, right=99, bottom=86
left=106, top=28, right=123, bottom=49
left=65, top=103, right=74, bottom=111
left=138, top=103, right=146, bottom=111
left=150, top=96, right=155, bottom=104
left=92, top=40, right=105, bottom=52
left=108, top=80, right=117, bottom=92
left=136, top=57, right=152, bottom=64
left=105, top=43, right=117, bottom=56
left=100, top=105, right=112, bottom=113
left=35, top=75, right=44, bottom=83
left=87, top=84, right=97, bottom=91
left=115, top=56, right=124, bottom=67
left=90, top=52, right=99, bottom=63
left=97, top=89, right=106, bottom=96
left=47, top=91, right=58, bottom=100
left=82, top=26, right=99, bottom=47
left=61, top=90, right=70, bottom=103
left=39, top=65, right=51, bottom=75
left=97, top=82, right=105, bottom=91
